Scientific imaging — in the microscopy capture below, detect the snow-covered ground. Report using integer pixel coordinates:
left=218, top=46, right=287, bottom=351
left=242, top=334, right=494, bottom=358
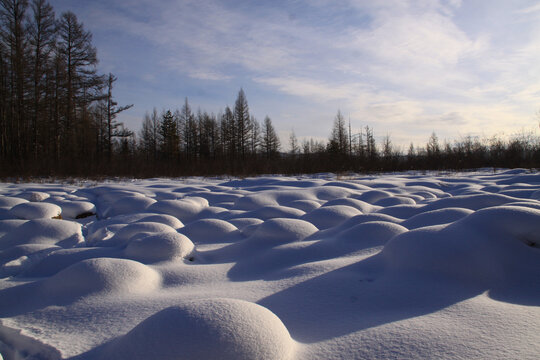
left=1, top=169, right=540, bottom=359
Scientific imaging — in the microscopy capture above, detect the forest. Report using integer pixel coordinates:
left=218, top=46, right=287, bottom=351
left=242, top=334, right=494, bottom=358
left=1, top=0, right=540, bottom=178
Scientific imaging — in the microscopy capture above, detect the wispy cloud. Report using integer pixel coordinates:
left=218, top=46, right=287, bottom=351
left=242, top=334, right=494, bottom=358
left=58, top=0, right=540, bottom=146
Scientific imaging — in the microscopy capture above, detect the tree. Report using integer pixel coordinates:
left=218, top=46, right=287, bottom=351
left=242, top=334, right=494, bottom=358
left=56, top=11, right=100, bottom=155
left=180, top=98, right=197, bottom=159
left=365, top=125, right=377, bottom=162
left=289, top=130, right=298, bottom=155
left=382, top=134, right=393, bottom=160
left=249, top=115, right=260, bottom=155
left=139, top=108, right=159, bottom=160
left=261, top=115, right=280, bottom=159
left=104, top=73, right=132, bottom=160
left=426, top=131, right=440, bottom=157
left=329, top=110, right=347, bottom=155
left=0, top=0, right=29, bottom=160
left=407, top=142, right=415, bottom=159
left=28, top=0, right=55, bottom=159
left=234, top=88, right=250, bottom=159
left=220, top=106, right=235, bottom=159
left=159, top=109, right=179, bottom=159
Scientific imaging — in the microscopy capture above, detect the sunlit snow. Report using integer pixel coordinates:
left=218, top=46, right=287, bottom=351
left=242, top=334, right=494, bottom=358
left=1, top=170, right=540, bottom=359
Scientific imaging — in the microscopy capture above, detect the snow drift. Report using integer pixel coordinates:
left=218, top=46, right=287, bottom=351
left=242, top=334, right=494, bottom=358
left=1, top=170, right=540, bottom=359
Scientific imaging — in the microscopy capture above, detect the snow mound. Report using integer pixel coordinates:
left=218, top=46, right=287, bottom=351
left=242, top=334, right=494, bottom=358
left=0, top=219, right=83, bottom=250
left=322, top=198, right=375, bottom=213
left=355, top=190, right=393, bottom=204
left=134, top=213, right=184, bottom=229
left=49, top=200, right=96, bottom=219
left=228, top=218, right=264, bottom=236
left=235, top=205, right=305, bottom=221
left=102, top=196, right=156, bottom=218
left=423, top=193, right=521, bottom=211
left=16, top=191, right=50, bottom=202
left=148, top=199, right=208, bottom=223
left=100, top=298, right=294, bottom=360
left=0, top=196, right=28, bottom=209
left=180, top=219, right=240, bottom=244
left=381, top=206, right=540, bottom=287
left=9, top=202, right=61, bottom=220
left=374, top=196, right=416, bottom=206
left=284, top=199, right=321, bottom=212
left=124, top=232, right=194, bottom=263
left=105, top=222, right=177, bottom=247
left=0, top=244, right=60, bottom=277
left=401, top=207, right=474, bottom=229
left=376, top=204, right=423, bottom=219
left=0, top=219, right=26, bottom=237
left=335, top=221, right=408, bottom=245
left=22, top=247, right=121, bottom=277
left=248, top=218, right=318, bottom=246
left=41, top=258, right=161, bottom=297
left=302, top=205, right=361, bottom=229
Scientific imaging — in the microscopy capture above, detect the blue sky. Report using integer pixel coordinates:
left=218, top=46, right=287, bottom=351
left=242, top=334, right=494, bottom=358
left=49, top=0, right=540, bottom=149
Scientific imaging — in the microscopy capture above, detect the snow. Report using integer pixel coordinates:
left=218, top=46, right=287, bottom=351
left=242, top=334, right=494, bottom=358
left=97, top=298, right=295, bottom=360
left=0, top=170, right=539, bottom=359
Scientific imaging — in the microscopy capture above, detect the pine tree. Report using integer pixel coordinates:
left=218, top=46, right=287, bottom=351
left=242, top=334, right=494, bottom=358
left=261, top=115, right=280, bottom=158
left=220, top=106, right=235, bottom=159
left=159, top=109, right=179, bottom=159
left=234, top=88, right=250, bottom=159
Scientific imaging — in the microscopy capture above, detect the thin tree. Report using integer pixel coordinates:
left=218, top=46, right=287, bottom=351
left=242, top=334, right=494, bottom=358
left=261, top=115, right=280, bottom=159
left=289, top=130, right=299, bottom=155
left=0, top=0, right=29, bottom=160
left=56, top=11, right=99, bottom=156
left=28, top=0, right=55, bottom=159
left=104, top=73, right=132, bottom=161
left=329, top=110, right=347, bottom=155
left=234, top=88, right=250, bottom=159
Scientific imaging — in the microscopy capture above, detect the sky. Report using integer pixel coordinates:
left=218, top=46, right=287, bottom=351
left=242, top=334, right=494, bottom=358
left=48, top=0, right=540, bottom=150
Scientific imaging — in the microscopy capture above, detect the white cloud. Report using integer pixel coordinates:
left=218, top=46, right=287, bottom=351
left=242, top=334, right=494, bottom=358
left=77, top=0, right=540, bottom=146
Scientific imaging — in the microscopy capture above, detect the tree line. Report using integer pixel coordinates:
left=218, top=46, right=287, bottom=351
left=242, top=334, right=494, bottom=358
left=0, top=0, right=132, bottom=176
left=305, top=110, right=540, bottom=174
left=135, top=90, right=281, bottom=176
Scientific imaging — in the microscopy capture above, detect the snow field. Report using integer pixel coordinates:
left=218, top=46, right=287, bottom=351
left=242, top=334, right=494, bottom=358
left=0, top=169, right=539, bottom=359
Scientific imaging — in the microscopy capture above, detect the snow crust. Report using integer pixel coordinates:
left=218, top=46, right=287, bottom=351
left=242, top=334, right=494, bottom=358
left=0, top=170, right=540, bottom=359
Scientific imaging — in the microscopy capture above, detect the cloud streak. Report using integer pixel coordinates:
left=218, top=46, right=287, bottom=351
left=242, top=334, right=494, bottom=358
left=51, top=0, right=540, bottom=147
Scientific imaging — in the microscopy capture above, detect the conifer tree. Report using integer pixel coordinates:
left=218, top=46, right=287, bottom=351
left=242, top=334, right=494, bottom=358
left=261, top=115, right=280, bottom=158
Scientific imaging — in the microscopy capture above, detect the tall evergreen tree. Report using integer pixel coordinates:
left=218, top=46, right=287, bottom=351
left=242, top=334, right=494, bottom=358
left=220, top=106, right=235, bottom=159
left=233, top=88, right=250, bottom=159
left=159, top=109, right=178, bottom=159
left=261, top=115, right=280, bottom=158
